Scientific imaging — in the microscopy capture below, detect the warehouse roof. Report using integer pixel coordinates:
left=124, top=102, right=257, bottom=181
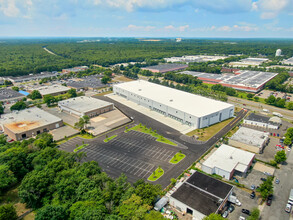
left=0, top=88, right=25, bottom=101
left=58, top=96, right=113, bottom=114
left=37, top=85, right=70, bottom=96
left=142, top=64, right=188, bottom=72
left=67, top=76, right=104, bottom=89
left=202, top=144, right=255, bottom=173
left=0, top=107, right=62, bottom=134
left=246, top=113, right=281, bottom=126
left=114, top=80, right=233, bottom=117
left=230, top=127, right=269, bottom=148
left=171, top=172, right=233, bottom=216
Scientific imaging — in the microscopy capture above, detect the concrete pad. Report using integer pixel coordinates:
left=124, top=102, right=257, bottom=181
left=50, top=125, right=79, bottom=141
left=254, top=162, right=275, bottom=175
left=106, top=94, right=195, bottom=134
left=91, top=116, right=106, bottom=123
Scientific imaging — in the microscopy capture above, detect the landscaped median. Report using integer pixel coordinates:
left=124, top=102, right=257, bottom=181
left=125, top=124, right=177, bottom=146
left=104, top=135, right=118, bottom=143
left=73, top=144, right=89, bottom=153
left=169, top=152, right=186, bottom=164
left=147, top=167, right=164, bottom=182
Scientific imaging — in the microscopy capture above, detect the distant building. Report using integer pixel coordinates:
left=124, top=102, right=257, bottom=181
left=0, top=88, right=25, bottom=103
left=2, top=72, right=60, bottom=83
left=202, top=144, right=255, bottom=180
left=62, top=66, right=89, bottom=74
left=180, top=70, right=278, bottom=93
left=229, top=127, right=269, bottom=153
left=164, top=55, right=228, bottom=63
left=58, top=96, right=114, bottom=118
left=35, top=85, right=70, bottom=97
left=276, top=49, right=282, bottom=57
left=141, top=64, right=188, bottom=73
left=229, top=57, right=269, bottom=67
left=0, top=107, right=63, bottom=140
left=66, top=76, right=105, bottom=91
left=243, top=113, right=281, bottom=130
left=169, top=171, right=233, bottom=219
left=113, top=80, right=234, bottom=129
left=221, top=68, right=240, bottom=74
left=282, top=57, right=293, bottom=65
left=176, top=38, right=182, bottom=42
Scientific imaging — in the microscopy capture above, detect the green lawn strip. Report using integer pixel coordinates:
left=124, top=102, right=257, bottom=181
left=73, top=144, right=89, bottom=153
left=128, top=125, right=177, bottom=146
left=169, top=152, right=186, bottom=164
left=104, top=135, right=118, bottom=143
left=147, top=167, right=164, bottom=182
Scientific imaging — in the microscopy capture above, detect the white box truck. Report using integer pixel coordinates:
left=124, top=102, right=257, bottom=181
left=288, top=189, right=293, bottom=205
left=273, top=112, right=283, bottom=117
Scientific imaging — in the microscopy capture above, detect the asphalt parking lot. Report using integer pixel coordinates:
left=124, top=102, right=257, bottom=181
left=59, top=129, right=189, bottom=186
left=228, top=187, right=259, bottom=220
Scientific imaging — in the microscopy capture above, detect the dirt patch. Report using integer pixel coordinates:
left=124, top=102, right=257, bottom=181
left=253, top=162, right=275, bottom=175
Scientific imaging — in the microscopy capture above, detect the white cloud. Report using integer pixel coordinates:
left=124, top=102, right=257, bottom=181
left=254, top=0, right=293, bottom=19
left=164, top=24, right=189, bottom=32
left=90, top=0, right=253, bottom=13
left=126, top=24, right=155, bottom=31
left=0, top=0, right=20, bottom=17
left=217, top=24, right=258, bottom=32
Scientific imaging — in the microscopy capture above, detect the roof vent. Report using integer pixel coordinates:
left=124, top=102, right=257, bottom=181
left=230, top=156, right=233, bottom=159
left=138, top=89, right=142, bottom=91
left=170, top=99, right=173, bottom=102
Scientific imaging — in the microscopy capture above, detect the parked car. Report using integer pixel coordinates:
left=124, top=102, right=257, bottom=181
left=275, top=178, right=280, bottom=184
left=250, top=191, right=255, bottom=199
left=241, top=209, right=250, bottom=215
left=235, top=199, right=242, bottom=206
left=267, top=194, right=273, bottom=206
left=261, top=178, right=267, bottom=181
left=239, top=217, right=246, bottom=220
left=250, top=185, right=255, bottom=190
left=285, top=203, right=292, bottom=213
left=222, top=211, right=229, bottom=218
left=228, top=205, right=235, bottom=213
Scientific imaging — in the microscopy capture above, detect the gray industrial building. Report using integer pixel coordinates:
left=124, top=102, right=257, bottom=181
left=2, top=72, right=60, bottom=83
left=113, top=80, right=234, bottom=129
left=66, top=76, right=105, bottom=91
left=0, top=88, right=25, bottom=103
left=58, top=96, right=114, bottom=118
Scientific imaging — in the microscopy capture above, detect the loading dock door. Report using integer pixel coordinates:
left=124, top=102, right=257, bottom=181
left=186, top=208, right=193, bottom=215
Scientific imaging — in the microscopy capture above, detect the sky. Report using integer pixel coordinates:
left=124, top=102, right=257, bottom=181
left=0, top=0, right=293, bottom=38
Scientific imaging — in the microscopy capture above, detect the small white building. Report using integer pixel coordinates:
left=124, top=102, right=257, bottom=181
left=58, top=96, right=114, bottom=118
left=229, top=127, right=269, bottom=153
left=202, top=144, right=255, bottom=180
left=243, top=113, right=281, bottom=130
left=113, top=80, right=234, bottom=129
left=36, top=85, right=70, bottom=97
left=169, top=172, right=233, bottom=220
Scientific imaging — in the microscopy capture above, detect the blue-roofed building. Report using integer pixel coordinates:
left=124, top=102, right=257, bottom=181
left=19, top=90, right=30, bottom=96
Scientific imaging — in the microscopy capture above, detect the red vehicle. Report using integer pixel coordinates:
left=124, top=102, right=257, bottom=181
left=8, top=139, right=14, bottom=143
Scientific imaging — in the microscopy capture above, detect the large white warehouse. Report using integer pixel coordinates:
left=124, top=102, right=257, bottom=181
left=113, top=80, right=234, bottom=128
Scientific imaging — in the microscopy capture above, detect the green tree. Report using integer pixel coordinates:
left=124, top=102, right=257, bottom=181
left=101, top=76, right=111, bottom=84
left=33, top=133, right=54, bottom=149
left=0, top=204, right=17, bottom=220
left=67, top=88, right=77, bottom=98
left=10, top=101, right=27, bottom=111
left=0, top=164, right=17, bottom=194
left=257, top=176, right=273, bottom=200
left=43, top=95, right=56, bottom=107
left=247, top=207, right=260, bottom=220
left=275, top=99, right=286, bottom=108
left=284, top=137, right=292, bottom=146
left=254, top=96, right=259, bottom=102
left=74, top=115, right=91, bottom=132
left=11, top=86, right=19, bottom=92
left=69, top=201, right=107, bottom=220
left=133, top=180, right=162, bottom=205
left=4, top=80, right=12, bottom=86
left=247, top=93, right=254, bottom=99
left=118, top=194, right=151, bottom=220
left=265, top=95, right=276, bottom=105
left=144, top=210, right=165, bottom=220
left=35, top=205, right=68, bottom=220
left=0, top=103, right=4, bottom=115
left=28, top=90, right=42, bottom=100
left=287, top=102, right=293, bottom=110
left=274, top=150, right=287, bottom=164
left=203, top=213, right=225, bottom=220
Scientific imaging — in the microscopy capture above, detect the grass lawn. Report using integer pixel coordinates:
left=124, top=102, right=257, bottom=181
left=169, top=152, right=186, bottom=164
left=56, top=133, right=94, bottom=145
left=186, top=118, right=234, bottom=141
left=73, top=144, right=89, bottom=153
left=104, top=135, right=118, bottom=143
left=127, top=124, right=177, bottom=146
left=147, top=167, right=164, bottom=181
